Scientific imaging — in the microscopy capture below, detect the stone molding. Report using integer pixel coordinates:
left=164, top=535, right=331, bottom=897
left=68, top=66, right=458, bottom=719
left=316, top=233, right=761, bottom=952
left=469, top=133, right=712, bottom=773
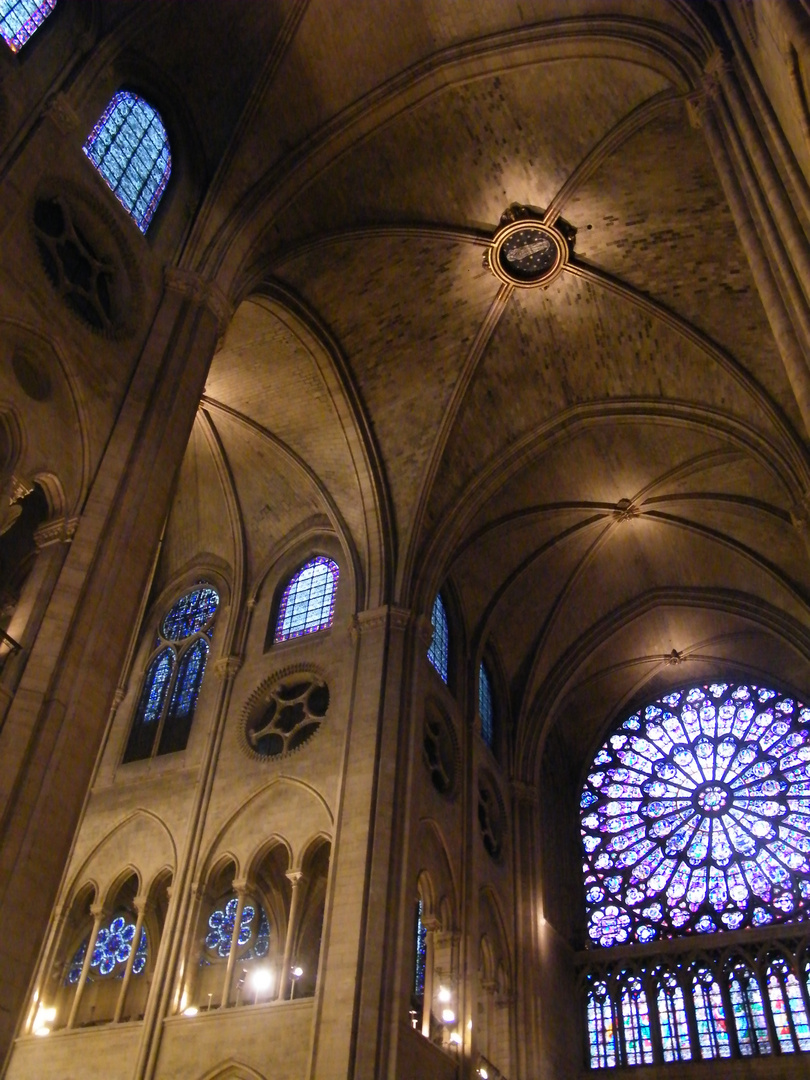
left=44, top=92, right=80, bottom=135
left=34, top=516, right=78, bottom=549
left=213, top=654, right=243, bottom=680
left=164, top=267, right=232, bottom=335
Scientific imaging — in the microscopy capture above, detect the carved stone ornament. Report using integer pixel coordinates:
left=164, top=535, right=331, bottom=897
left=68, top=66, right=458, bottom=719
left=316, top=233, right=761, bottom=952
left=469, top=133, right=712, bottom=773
left=240, top=666, right=329, bottom=761
left=478, top=770, right=507, bottom=861
left=484, top=204, right=575, bottom=288
left=422, top=698, right=459, bottom=797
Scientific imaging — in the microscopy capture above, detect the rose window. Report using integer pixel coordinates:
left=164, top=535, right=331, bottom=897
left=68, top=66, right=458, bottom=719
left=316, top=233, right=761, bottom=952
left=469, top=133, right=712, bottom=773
left=581, top=682, right=810, bottom=947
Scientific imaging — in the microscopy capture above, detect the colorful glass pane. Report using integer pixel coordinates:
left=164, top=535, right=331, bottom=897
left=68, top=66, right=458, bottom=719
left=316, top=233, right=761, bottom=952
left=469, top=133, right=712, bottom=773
left=204, top=897, right=260, bottom=961
left=427, top=593, right=449, bottom=684
left=274, top=557, right=339, bottom=642
left=161, top=586, right=219, bottom=641
left=692, top=966, right=731, bottom=1059
left=122, top=648, right=174, bottom=763
left=729, top=961, right=770, bottom=1055
left=656, top=970, right=691, bottom=1061
left=587, top=979, right=617, bottom=1068
left=414, top=899, right=427, bottom=998
left=83, top=91, right=171, bottom=232
left=581, top=682, right=810, bottom=945
left=620, top=975, right=653, bottom=1064
left=242, top=906, right=270, bottom=962
left=479, top=661, right=495, bottom=748
left=158, top=638, right=208, bottom=755
left=0, top=0, right=55, bottom=52
left=767, top=956, right=810, bottom=1052
left=66, top=915, right=146, bottom=984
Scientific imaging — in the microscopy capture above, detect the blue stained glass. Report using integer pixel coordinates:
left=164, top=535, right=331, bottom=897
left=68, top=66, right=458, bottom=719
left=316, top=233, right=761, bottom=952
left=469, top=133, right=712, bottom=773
left=83, top=92, right=171, bottom=232
left=205, top=898, right=259, bottom=960
left=167, top=638, right=208, bottom=721
left=66, top=914, right=147, bottom=984
left=0, top=0, right=54, bottom=51
left=692, top=967, right=731, bottom=1059
left=587, top=979, right=617, bottom=1068
left=140, top=649, right=173, bottom=726
left=620, top=976, right=653, bottom=1064
left=414, top=899, right=427, bottom=997
left=729, top=962, right=770, bottom=1055
left=656, top=970, right=691, bottom=1061
left=479, top=661, right=494, bottom=748
left=161, top=587, right=219, bottom=640
left=581, top=682, right=810, bottom=944
left=275, top=557, right=339, bottom=642
left=767, top=956, right=810, bottom=1052
left=427, top=593, right=449, bottom=683
left=243, top=906, right=270, bottom=962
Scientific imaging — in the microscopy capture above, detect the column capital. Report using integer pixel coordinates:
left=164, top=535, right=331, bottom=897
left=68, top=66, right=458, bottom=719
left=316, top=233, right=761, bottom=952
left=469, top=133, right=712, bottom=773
left=285, top=870, right=306, bottom=887
left=89, top=903, right=106, bottom=920
left=33, top=516, right=79, bottom=549
left=164, top=268, right=232, bottom=335
left=213, top=654, right=243, bottom=680
left=232, top=878, right=249, bottom=894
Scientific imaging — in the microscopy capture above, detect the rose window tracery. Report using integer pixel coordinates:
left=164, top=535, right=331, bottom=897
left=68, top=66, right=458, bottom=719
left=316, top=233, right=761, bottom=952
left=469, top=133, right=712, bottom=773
left=581, top=683, right=810, bottom=947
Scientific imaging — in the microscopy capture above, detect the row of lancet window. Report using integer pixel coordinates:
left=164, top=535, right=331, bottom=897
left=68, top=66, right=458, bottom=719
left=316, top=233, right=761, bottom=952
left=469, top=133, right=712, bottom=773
left=587, top=950, right=810, bottom=1066
left=428, top=591, right=496, bottom=751
left=124, top=559, right=339, bottom=764
left=581, top=680, right=810, bottom=1068
left=1, top=2, right=171, bottom=232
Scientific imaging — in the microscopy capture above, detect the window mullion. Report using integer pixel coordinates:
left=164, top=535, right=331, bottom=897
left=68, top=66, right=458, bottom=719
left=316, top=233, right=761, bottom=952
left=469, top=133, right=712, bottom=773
left=151, top=644, right=178, bottom=757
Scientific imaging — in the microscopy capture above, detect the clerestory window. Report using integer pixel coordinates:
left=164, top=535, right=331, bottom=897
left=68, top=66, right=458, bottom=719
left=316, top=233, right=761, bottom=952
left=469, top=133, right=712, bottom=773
left=274, top=556, right=339, bottom=643
left=83, top=91, right=171, bottom=232
left=122, top=584, right=218, bottom=763
left=0, top=0, right=55, bottom=51
left=427, top=593, right=449, bottom=684
left=479, top=660, right=495, bottom=749
left=580, top=680, right=810, bottom=1068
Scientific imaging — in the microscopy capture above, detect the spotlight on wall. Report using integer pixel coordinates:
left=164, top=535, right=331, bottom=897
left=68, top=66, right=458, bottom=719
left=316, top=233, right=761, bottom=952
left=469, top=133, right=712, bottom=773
left=182, top=1006, right=198, bottom=1017
left=289, top=964, right=304, bottom=1000
left=32, top=1005, right=55, bottom=1036
left=442, top=1008, right=456, bottom=1024
left=437, top=985, right=452, bottom=1003
left=449, top=1031, right=462, bottom=1046
left=250, top=966, right=275, bottom=1004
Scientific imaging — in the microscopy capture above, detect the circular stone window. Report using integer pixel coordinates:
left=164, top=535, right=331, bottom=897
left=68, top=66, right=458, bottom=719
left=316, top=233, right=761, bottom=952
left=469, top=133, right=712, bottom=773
left=423, top=700, right=458, bottom=797
left=241, top=669, right=329, bottom=760
left=478, top=772, right=506, bottom=860
left=484, top=205, right=572, bottom=288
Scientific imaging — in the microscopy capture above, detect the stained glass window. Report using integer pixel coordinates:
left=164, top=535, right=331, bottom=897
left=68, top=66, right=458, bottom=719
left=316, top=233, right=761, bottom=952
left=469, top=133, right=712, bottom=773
left=691, top=965, right=731, bottom=1059
left=620, top=974, right=653, bottom=1064
left=123, top=583, right=218, bottom=763
left=204, top=897, right=267, bottom=962
left=766, top=955, right=810, bottom=1052
left=729, top=960, right=770, bottom=1055
left=655, top=968, right=691, bottom=1061
left=580, top=682, right=810, bottom=947
left=479, top=661, right=494, bottom=748
left=83, top=92, right=171, bottom=233
left=414, top=899, right=427, bottom=998
left=0, top=0, right=55, bottom=52
left=427, top=594, right=449, bottom=684
left=587, top=978, right=618, bottom=1068
left=274, top=557, right=339, bottom=642
left=66, top=914, right=147, bottom=984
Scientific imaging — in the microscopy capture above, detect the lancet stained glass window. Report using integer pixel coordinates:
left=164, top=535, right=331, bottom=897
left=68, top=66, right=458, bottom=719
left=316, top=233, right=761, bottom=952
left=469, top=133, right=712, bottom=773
left=0, top=0, right=55, bottom=52
left=729, top=961, right=770, bottom=1055
left=581, top=682, right=810, bottom=947
left=414, top=899, right=427, bottom=998
left=479, top=661, right=494, bottom=748
left=655, top=969, right=691, bottom=1061
left=83, top=91, right=171, bottom=232
left=691, top=965, right=731, bottom=1059
left=274, top=557, right=339, bottom=642
left=427, top=593, right=449, bottom=684
left=123, top=584, right=218, bottom=763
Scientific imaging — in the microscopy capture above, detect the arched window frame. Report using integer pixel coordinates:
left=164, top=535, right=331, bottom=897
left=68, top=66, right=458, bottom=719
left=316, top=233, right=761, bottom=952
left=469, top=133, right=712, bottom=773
left=272, top=555, right=339, bottom=644
left=427, top=592, right=450, bottom=685
left=83, top=90, right=171, bottom=233
left=478, top=658, right=496, bottom=751
left=0, top=0, right=55, bottom=52
left=122, top=583, right=218, bottom=764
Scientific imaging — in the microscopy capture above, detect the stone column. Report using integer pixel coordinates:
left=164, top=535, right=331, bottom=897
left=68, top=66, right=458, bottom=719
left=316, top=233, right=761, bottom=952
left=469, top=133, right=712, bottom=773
left=0, top=268, right=230, bottom=1059
left=66, top=904, right=105, bottom=1029
left=113, top=897, right=149, bottom=1023
left=511, top=781, right=541, bottom=1080
left=277, top=870, right=306, bottom=1001
left=221, top=881, right=248, bottom=1008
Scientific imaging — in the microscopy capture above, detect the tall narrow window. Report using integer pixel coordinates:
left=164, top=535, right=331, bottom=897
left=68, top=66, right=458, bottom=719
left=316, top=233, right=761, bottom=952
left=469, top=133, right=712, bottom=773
left=479, top=660, right=495, bottom=748
left=0, top=0, right=55, bottom=51
left=587, top=978, right=618, bottom=1068
left=691, top=965, right=731, bottom=1059
left=274, top=556, right=339, bottom=642
left=83, top=91, right=171, bottom=232
left=655, top=969, right=691, bottom=1061
left=123, top=584, right=218, bottom=763
left=766, top=955, right=810, bottom=1052
left=620, top=974, right=653, bottom=1064
left=729, top=960, right=770, bottom=1056
left=427, top=593, right=449, bottom=684
left=414, top=899, right=427, bottom=1000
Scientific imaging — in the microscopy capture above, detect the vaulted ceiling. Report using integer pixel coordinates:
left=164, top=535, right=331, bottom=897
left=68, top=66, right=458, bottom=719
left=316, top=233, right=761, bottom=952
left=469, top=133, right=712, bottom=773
left=141, top=0, right=810, bottom=782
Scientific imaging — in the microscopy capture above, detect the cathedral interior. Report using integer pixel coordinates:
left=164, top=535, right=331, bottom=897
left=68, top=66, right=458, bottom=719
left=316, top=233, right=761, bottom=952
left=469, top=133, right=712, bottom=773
left=2, top=1, right=810, bottom=1078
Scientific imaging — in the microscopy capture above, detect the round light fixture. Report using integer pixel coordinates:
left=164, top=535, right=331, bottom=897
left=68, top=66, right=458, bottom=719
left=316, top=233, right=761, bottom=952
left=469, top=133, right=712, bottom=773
left=485, top=206, right=573, bottom=288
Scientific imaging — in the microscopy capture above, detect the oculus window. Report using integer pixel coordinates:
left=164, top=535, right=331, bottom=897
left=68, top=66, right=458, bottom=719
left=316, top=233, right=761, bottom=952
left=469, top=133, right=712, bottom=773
left=123, top=584, right=218, bottom=763
left=83, top=91, right=171, bottom=232
left=274, top=556, right=339, bottom=643
left=0, top=0, right=55, bottom=51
